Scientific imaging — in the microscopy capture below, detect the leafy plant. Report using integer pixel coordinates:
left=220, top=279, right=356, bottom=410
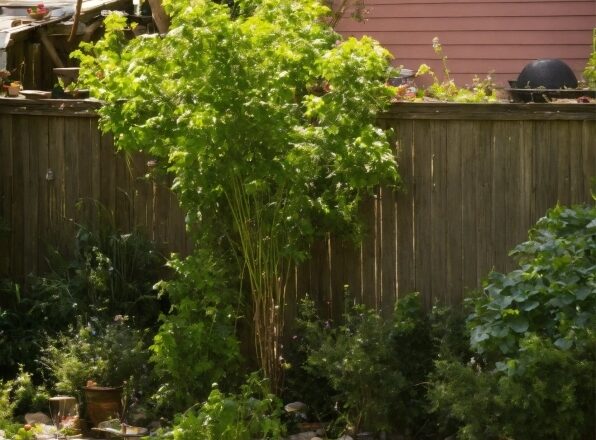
left=33, top=222, right=165, bottom=329
left=74, top=0, right=398, bottom=391
left=299, top=295, right=405, bottom=434
left=0, top=281, right=40, bottom=377
left=412, top=37, right=497, bottom=103
left=40, top=319, right=152, bottom=401
left=8, top=368, right=49, bottom=417
left=430, top=334, right=595, bottom=440
left=468, top=204, right=596, bottom=359
left=1, top=220, right=163, bottom=379
left=150, top=250, right=241, bottom=413
left=582, top=28, right=596, bottom=88
left=0, top=378, right=14, bottom=422
left=157, top=373, right=285, bottom=440
left=429, top=204, right=596, bottom=440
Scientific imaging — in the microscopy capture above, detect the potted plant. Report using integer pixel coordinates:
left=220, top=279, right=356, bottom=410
left=7, top=81, right=21, bottom=97
left=41, top=319, right=151, bottom=429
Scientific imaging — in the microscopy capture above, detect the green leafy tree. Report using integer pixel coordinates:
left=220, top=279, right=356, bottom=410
left=74, top=0, right=398, bottom=390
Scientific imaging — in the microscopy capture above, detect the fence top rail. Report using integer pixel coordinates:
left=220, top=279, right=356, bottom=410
left=1, top=97, right=595, bottom=120
left=382, top=102, right=596, bottom=121
left=0, top=97, right=101, bottom=117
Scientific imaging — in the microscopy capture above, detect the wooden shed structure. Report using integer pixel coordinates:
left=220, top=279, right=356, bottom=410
left=336, top=0, right=596, bottom=86
left=0, top=0, right=131, bottom=90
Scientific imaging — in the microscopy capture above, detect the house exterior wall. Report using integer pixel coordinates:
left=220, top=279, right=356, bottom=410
left=335, top=0, right=596, bottom=87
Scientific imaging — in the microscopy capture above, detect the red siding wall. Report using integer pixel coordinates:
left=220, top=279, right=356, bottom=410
left=336, top=0, right=596, bottom=86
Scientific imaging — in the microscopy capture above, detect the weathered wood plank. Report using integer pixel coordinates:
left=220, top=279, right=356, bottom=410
left=554, top=121, right=571, bottom=205
left=475, top=120, right=494, bottom=283
left=99, top=131, right=116, bottom=224
left=34, top=116, right=49, bottom=273
left=460, top=120, right=478, bottom=298
left=413, top=120, right=433, bottom=308
left=395, top=119, right=415, bottom=298
left=581, top=120, right=596, bottom=201
left=47, top=116, right=65, bottom=252
left=491, top=121, right=509, bottom=273
left=0, top=115, right=13, bottom=276
left=381, top=103, right=596, bottom=121
left=568, top=121, right=584, bottom=205
left=76, top=117, right=93, bottom=226
left=89, top=118, right=101, bottom=229
left=503, top=120, right=522, bottom=273
left=431, top=120, right=448, bottom=305
left=445, top=120, right=463, bottom=305
left=11, top=116, right=27, bottom=280
left=361, top=195, right=377, bottom=309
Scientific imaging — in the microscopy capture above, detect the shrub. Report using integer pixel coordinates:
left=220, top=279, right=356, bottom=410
left=468, top=204, right=596, bottom=359
left=0, top=281, right=40, bottom=377
left=150, top=250, right=241, bottom=414
left=1, top=223, right=164, bottom=378
left=9, top=368, right=49, bottom=417
left=412, top=38, right=497, bottom=103
left=32, top=223, right=165, bottom=330
left=430, top=204, right=596, bottom=440
left=40, top=318, right=152, bottom=401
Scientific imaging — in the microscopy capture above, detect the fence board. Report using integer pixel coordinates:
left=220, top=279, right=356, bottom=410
left=460, top=120, right=478, bottom=297
left=445, top=121, right=462, bottom=306
left=0, top=115, right=13, bottom=276
left=1, top=100, right=595, bottom=318
left=413, top=119, right=433, bottom=308
left=395, top=119, right=415, bottom=299
left=431, top=120, right=448, bottom=306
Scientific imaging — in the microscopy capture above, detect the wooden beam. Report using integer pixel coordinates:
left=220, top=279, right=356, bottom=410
left=147, top=0, right=169, bottom=34
left=68, top=0, right=83, bottom=42
left=38, top=28, right=64, bottom=68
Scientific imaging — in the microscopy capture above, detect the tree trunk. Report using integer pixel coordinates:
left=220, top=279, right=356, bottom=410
left=147, top=0, right=170, bottom=34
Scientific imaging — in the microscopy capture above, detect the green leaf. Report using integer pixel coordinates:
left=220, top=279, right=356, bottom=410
left=508, top=316, right=529, bottom=333
left=554, top=337, right=573, bottom=350
left=519, top=300, right=540, bottom=312
left=575, top=286, right=591, bottom=301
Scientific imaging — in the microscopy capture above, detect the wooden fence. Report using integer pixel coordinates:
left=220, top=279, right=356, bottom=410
left=0, top=99, right=191, bottom=281
left=1, top=99, right=595, bottom=320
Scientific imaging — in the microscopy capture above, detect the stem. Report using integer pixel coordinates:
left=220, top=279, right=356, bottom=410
left=224, top=173, right=290, bottom=392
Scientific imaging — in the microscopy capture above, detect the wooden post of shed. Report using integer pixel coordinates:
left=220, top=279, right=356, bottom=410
left=38, top=28, right=64, bottom=68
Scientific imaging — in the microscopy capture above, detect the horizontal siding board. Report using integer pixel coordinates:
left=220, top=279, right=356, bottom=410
left=361, top=2, right=595, bottom=17
left=383, top=58, right=588, bottom=73
left=345, top=30, right=593, bottom=45
left=382, top=44, right=591, bottom=60
left=336, top=0, right=595, bottom=85
left=363, top=0, right=594, bottom=5
left=337, top=16, right=596, bottom=32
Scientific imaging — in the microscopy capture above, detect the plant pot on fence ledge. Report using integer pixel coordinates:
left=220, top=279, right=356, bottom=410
left=83, top=386, right=123, bottom=428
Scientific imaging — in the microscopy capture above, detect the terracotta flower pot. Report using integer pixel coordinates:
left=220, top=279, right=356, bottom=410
left=83, top=386, right=123, bottom=427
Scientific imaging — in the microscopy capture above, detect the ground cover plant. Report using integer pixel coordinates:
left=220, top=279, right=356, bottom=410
left=74, top=0, right=399, bottom=393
